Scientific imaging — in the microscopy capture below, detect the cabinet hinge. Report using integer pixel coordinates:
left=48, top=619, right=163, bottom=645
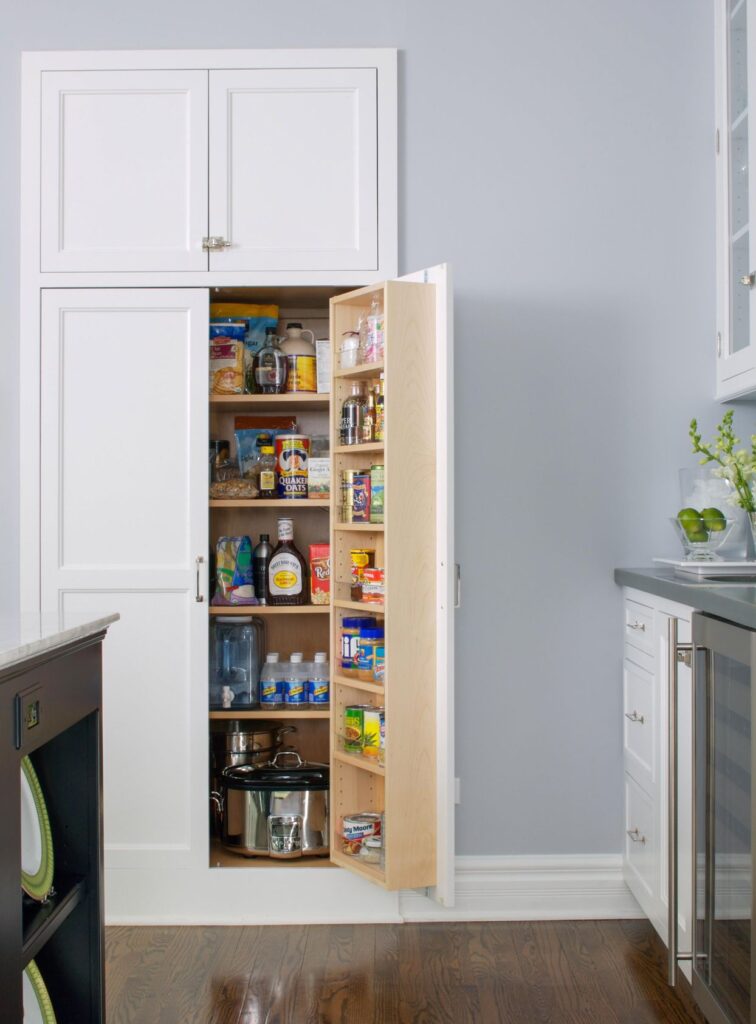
left=717, top=331, right=722, bottom=358
left=716, top=128, right=720, bottom=155
left=454, top=564, right=461, bottom=608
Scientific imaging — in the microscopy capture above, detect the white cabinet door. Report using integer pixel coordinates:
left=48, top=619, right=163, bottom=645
left=40, top=289, right=209, bottom=873
left=41, top=71, right=209, bottom=272
left=209, top=69, right=378, bottom=271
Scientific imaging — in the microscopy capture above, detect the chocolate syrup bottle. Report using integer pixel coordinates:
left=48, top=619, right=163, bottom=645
left=267, top=518, right=309, bottom=606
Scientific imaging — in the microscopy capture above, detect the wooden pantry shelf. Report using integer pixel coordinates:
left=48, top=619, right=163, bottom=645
left=333, top=675, right=385, bottom=697
left=334, top=599, right=384, bottom=615
left=210, top=393, right=330, bottom=412
left=209, top=839, right=334, bottom=869
left=329, top=849, right=386, bottom=886
left=333, top=749, right=386, bottom=776
left=333, top=522, right=384, bottom=532
left=333, top=442, right=384, bottom=455
left=210, top=498, right=331, bottom=508
left=334, top=361, right=384, bottom=380
left=209, top=709, right=330, bottom=720
left=210, top=605, right=330, bottom=616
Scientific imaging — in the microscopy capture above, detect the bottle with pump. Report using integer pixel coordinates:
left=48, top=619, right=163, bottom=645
left=259, top=652, right=282, bottom=708
left=268, top=518, right=308, bottom=606
left=309, top=652, right=330, bottom=705
left=254, top=327, right=287, bottom=394
left=253, top=533, right=273, bottom=605
left=283, top=652, right=307, bottom=705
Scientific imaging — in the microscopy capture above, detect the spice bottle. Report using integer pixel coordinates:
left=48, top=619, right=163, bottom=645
left=362, top=388, right=376, bottom=443
left=340, top=382, right=366, bottom=446
left=374, top=376, right=385, bottom=442
left=268, top=518, right=309, bottom=606
left=257, top=446, right=277, bottom=498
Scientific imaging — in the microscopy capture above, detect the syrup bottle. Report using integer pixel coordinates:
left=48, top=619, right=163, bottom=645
left=267, top=518, right=309, bottom=606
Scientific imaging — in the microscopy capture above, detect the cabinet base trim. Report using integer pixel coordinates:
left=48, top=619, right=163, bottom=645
left=399, top=855, right=644, bottom=922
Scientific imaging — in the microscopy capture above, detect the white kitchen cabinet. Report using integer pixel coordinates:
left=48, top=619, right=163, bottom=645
left=41, top=71, right=209, bottom=273
left=35, top=53, right=394, bottom=279
left=208, top=69, right=378, bottom=272
left=715, top=0, right=756, bottom=398
left=621, top=589, right=693, bottom=968
left=39, top=289, right=210, bottom=870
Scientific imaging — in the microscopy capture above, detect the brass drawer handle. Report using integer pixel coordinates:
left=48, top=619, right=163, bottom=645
left=624, top=710, right=645, bottom=724
left=626, top=827, right=646, bottom=844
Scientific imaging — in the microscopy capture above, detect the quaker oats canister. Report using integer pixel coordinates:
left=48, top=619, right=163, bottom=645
left=275, top=434, right=310, bottom=499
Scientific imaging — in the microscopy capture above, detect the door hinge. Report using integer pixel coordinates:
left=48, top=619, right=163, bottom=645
left=717, top=331, right=722, bottom=358
left=454, top=564, right=461, bottom=608
left=716, top=128, right=720, bottom=155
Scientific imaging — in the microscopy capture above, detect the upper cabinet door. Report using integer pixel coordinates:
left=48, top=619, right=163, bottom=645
left=41, top=70, right=209, bottom=272
left=716, top=1, right=756, bottom=398
left=208, top=69, right=378, bottom=272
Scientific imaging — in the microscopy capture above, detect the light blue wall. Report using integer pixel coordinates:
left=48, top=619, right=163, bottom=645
left=1, top=0, right=748, bottom=854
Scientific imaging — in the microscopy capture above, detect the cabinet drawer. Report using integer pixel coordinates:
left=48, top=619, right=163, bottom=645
left=624, top=599, right=654, bottom=655
left=623, top=659, right=655, bottom=790
left=624, top=772, right=657, bottom=906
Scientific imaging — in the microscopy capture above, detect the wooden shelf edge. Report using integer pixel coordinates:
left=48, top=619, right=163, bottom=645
left=329, top=849, right=387, bottom=886
left=333, top=360, right=385, bottom=380
left=21, top=875, right=87, bottom=967
left=210, top=605, right=330, bottom=616
left=210, top=393, right=330, bottom=405
left=333, top=600, right=385, bottom=615
left=210, top=498, right=331, bottom=508
left=333, top=522, right=384, bottom=531
left=209, top=839, right=334, bottom=869
left=332, top=675, right=385, bottom=696
left=209, top=709, right=330, bottom=720
left=333, top=749, right=386, bottom=776
left=333, top=442, right=385, bottom=455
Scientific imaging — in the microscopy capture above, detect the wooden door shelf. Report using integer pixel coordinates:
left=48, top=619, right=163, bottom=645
left=333, top=522, right=384, bottom=532
left=333, top=675, right=385, bottom=696
left=329, top=849, right=386, bottom=885
left=333, top=442, right=385, bottom=455
left=333, top=599, right=384, bottom=615
left=334, top=361, right=384, bottom=380
left=333, top=750, right=386, bottom=776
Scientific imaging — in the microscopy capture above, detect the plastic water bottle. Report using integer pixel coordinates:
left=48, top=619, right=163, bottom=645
left=259, top=653, right=282, bottom=708
left=309, top=652, right=330, bottom=705
left=283, top=652, right=307, bottom=706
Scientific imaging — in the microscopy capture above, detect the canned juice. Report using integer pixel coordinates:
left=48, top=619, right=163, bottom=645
left=352, top=473, right=371, bottom=522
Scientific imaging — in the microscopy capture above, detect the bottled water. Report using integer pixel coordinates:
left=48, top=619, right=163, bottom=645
left=259, top=652, right=282, bottom=708
left=282, top=652, right=307, bottom=706
left=309, top=651, right=330, bottom=705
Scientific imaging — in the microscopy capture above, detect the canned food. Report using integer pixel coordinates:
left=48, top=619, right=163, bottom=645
left=341, top=812, right=382, bottom=855
left=344, top=704, right=383, bottom=757
left=370, top=465, right=384, bottom=524
left=352, top=473, right=371, bottom=522
left=350, top=548, right=375, bottom=600
left=275, top=434, right=310, bottom=499
left=341, top=469, right=355, bottom=523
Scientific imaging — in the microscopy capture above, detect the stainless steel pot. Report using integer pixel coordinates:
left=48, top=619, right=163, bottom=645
left=211, top=751, right=329, bottom=859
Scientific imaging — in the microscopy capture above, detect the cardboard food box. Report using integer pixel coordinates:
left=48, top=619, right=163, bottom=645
left=309, top=543, right=330, bottom=605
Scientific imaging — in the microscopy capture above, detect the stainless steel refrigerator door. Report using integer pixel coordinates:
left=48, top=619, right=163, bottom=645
left=692, top=612, right=755, bottom=1024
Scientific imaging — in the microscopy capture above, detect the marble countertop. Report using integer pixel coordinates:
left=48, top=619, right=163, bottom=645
left=615, top=566, right=756, bottom=630
left=0, top=612, right=119, bottom=672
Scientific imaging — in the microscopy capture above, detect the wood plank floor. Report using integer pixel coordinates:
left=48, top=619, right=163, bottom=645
left=105, top=920, right=704, bottom=1024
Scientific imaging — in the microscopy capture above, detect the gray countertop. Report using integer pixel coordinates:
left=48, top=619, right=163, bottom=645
left=0, top=612, right=119, bottom=672
left=615, top=567, right=756, bottom=630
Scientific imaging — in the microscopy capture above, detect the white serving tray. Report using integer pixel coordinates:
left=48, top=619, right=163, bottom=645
left=654, top=557, right=756, bottom=577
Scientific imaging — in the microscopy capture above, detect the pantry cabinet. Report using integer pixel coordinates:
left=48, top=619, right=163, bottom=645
left=24, top=47, right=453, bottom=923
left=715, top=0, right=756, bottom=398
left=36, top=55, right=392, bottom=278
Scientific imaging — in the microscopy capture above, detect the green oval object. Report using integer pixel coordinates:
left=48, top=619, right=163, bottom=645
left=677, top=508, right=704, bottom=540
left=701, top=507, right=727, bottom=532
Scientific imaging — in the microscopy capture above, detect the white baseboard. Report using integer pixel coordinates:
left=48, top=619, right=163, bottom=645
left=399, top=855, right=644, bottom=922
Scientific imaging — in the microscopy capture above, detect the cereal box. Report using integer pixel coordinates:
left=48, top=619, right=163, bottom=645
left=309, top=543, right=330, bottom=605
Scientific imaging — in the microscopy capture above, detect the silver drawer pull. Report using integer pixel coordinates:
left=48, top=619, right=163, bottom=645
left=626, top=827, right=646, bottom=844
left=628, top=620, right=646, bottom=632
left=202, top=236, right=231, bottom=251
left=624, top=710, right=645, bottom=724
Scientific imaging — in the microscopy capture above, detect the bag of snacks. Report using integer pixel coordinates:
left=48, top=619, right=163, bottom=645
left=209, top=325, right=245, bottom=395
left=214, top=536, right=256, bottom=604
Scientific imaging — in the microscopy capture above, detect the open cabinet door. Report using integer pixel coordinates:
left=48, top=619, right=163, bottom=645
left=328, top=264, right=455, bottom=906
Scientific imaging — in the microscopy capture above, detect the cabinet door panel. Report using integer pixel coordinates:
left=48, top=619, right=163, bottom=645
left=209, top=69, right=377, bottom=271
left=40, top=289, right=209, bottom=871
left=41, top=71, right=208, bottom=272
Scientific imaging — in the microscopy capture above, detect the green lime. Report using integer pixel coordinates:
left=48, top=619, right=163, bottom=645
left=701, top=507, right=727, bottom=532
left=677, top=508, right=704, bottom=540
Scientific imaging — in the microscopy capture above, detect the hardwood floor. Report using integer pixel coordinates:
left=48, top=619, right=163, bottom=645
left=105, top=919, right=704, bottom=1024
